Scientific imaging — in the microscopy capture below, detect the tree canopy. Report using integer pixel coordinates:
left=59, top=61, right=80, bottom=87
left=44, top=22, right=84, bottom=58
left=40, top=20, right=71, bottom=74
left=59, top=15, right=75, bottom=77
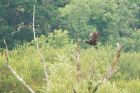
left=0, top=0, right=139, bottom=51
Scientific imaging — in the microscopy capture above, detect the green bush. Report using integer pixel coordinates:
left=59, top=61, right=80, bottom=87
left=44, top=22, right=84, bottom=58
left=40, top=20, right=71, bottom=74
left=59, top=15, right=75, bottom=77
left=0, top=39, right=140, bottom=93
left=47, top=29, right=73, bottom=48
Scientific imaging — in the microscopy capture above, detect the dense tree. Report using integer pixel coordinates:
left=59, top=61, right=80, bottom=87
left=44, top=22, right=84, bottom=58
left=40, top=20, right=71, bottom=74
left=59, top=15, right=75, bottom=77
left=60, top=0, right=139, bottom=44
left=0, top=0, right=139, bottom=51
left=0, top=0, right=69, bottom=48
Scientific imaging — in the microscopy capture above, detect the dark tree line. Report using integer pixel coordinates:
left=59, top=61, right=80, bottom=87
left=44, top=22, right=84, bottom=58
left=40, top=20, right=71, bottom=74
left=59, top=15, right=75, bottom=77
left=0, top=0, right=140, bottom=51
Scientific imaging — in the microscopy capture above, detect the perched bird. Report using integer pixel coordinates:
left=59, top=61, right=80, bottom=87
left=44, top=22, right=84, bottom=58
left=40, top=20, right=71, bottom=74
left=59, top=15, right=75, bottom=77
left=86, top=32, right=99, bottom=46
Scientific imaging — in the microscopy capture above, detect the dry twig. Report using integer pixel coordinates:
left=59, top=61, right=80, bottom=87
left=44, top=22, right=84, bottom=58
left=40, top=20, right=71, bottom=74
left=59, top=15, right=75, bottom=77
left=92, top=43, right=123, bottom=93
left=73, top=38, right=82, bottom=93
left=32, top=5, right=49, bottom=87
left=75, top=38, right=82, bottom=83
left=3, top=40, right=35, bottom=93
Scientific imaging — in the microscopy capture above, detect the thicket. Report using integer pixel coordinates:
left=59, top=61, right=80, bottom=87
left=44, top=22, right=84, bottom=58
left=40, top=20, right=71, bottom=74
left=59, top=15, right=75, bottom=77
left=0, top=30, right=140, bottom=93
left=0, top=0, right=140, bottom=93
left=0, top=0, right=140, bottom=51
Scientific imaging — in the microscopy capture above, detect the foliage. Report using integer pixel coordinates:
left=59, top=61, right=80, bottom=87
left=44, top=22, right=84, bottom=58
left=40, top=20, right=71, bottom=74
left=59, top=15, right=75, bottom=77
left=60, top=0, right=139, bottom=44
left=0, top=0, right=140, bottom=93
left=0, top=40, right=140, bottom=92
left=47, top=29, right=73, bottom=48
left=0, top=0, right=139, bottom=52
left=96, top=80, right=140, bottom=93
left=0, top=0, right=69, bottom=48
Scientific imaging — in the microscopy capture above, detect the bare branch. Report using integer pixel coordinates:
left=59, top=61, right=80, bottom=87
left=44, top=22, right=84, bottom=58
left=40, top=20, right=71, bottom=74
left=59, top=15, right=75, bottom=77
left=3, top=39, right=35, bottom=93
left=92, top=43, right=123, bottom=93
left=6, top=65, right=35, bottom=93
left=32, top=4, right=49, bottom=85
left=3, top=39, right=8, bottom=65
left=73, top=38, right=82, bottom=93
left=75, top=38, right=82, bottom=83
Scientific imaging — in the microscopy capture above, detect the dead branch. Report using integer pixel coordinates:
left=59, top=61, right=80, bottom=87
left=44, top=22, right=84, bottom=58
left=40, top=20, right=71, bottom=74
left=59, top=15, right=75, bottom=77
left=73, top=38, right=82, bottom=93
left=75, top=38, right=82, bottom=83
left=92, top=43, right=123, bottom=93
left=3, top=39, right=35, bottom=93
left=32, top=4, right=49, bottom=85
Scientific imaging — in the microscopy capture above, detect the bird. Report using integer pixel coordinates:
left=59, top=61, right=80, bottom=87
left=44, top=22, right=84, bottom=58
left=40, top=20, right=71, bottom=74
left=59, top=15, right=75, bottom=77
left=85, top=32, right=99, bottom=46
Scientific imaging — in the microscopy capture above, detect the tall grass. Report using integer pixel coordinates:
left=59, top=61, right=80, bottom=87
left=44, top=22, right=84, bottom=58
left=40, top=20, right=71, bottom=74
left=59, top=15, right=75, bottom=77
left=0, top=44, right=140, bottom=93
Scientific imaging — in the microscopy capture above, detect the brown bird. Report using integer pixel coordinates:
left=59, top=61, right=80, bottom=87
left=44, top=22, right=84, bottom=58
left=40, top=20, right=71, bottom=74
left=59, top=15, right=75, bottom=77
left=86, top=32, right=99, bottom=46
